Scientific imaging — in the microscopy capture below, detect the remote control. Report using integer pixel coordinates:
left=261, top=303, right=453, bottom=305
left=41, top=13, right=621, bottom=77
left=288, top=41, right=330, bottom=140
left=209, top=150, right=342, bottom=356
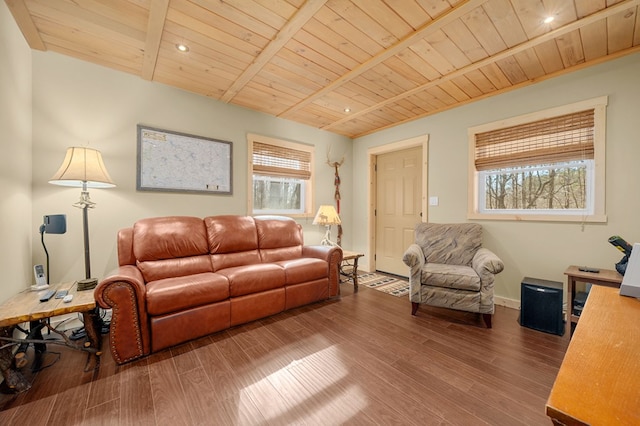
left=62, top=294, right=74, bottom=303
left=39, top=289, right=56, bottom=302
left=55, top=290, right=68, bottom=299
left=578, top=266, right=600, bottom=273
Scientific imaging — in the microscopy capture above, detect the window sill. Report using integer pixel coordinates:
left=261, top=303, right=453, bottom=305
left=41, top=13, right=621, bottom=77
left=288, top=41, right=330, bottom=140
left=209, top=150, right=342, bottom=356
left=467, top=212, right=607, bottom=223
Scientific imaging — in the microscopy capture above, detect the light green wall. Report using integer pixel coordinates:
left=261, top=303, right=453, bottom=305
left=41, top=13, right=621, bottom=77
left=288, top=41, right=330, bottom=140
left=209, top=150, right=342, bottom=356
left=353, top=52, right=640, bottom=303
left=0, top=2, right=32, bottom=303
left=30, top=52, right=352, bottom=284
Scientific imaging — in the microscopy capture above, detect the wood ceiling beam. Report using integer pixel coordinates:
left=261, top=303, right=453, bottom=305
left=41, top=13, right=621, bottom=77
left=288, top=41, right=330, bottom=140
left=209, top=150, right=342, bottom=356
left=324, top=0, right=640, bottom=132
left=221, top=0, right=327, bottom=103
left=5, top=0, right=45, bottom=51
left=141, top=0, right=169, bottom=81
left=278, top=0, right=489, bottom=119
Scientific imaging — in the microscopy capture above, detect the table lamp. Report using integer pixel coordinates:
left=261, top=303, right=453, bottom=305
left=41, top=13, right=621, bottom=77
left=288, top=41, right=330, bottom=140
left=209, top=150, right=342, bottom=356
left=313, top=205, right=341, bottom=246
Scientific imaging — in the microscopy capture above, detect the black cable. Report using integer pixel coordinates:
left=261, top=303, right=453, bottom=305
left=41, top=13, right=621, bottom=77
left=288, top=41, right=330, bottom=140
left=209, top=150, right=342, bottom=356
left=39, top=225, right=53, bottom=335
left=39, top=224, right=50, bottom=283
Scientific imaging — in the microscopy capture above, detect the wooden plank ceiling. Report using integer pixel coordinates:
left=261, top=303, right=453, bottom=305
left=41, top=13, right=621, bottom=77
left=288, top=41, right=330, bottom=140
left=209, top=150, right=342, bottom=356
left=6, top=0, right=640, bottom=138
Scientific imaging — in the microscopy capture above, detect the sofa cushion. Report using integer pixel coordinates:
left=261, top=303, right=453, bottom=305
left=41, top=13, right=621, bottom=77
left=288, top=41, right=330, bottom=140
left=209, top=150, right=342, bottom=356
left=218, top=263, right=286, bottom=297
left=134, top=216, right=212, bottom=281
left=421, top=263, right=481, bottom=291
left=134, top=216, right=209, bottom=260
left=138, top=255, right=214, bottom=283
left=255, top=216, right=304, bottom=262
left=275, top=258, right=328, bottom=285
left=146, top=272, right=229, bottom=316
left=205, top=215, right=261, bottom=270
left=416, top=223, right=482, bottom=266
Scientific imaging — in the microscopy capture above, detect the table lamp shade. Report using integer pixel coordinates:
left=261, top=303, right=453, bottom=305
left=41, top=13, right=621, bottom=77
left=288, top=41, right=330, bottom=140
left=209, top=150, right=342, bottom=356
left=313, top=205, right=341, bottom=226
left=49, top=147, right=115, bottom=188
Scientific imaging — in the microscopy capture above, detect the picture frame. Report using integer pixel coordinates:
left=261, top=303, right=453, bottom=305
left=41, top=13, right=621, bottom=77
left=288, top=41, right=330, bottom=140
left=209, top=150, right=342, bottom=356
left=137, top=125, right=233, bottom=194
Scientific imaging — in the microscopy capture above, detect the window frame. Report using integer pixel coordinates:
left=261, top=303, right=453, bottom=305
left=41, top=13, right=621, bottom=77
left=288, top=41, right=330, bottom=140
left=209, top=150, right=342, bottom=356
left=247, top=133, right=315, bottom=217
left=468, top=96, right=607, bottom=222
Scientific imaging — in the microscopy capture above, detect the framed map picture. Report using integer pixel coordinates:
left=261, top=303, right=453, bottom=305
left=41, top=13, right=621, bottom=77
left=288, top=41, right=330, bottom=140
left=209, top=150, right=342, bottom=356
left=137, top=125, right=232, bottom=194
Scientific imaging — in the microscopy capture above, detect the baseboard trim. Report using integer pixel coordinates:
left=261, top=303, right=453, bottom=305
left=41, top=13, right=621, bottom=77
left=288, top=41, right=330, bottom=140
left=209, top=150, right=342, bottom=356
left=495, top=296, right=520, bottom=310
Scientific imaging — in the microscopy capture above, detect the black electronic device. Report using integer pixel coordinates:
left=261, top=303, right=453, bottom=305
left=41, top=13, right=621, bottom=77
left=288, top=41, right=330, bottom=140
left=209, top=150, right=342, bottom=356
left=55, top=290, right=68, bottom=299
left=39, top=214, right=67, bottom=284
left=43, top=214, right=67, bottom=234
left=608, top=235, right=633, bottom=275
left=608, top=235, right=633, bottom=256
left=519, top=277, right=564, bottom=336
left=573, top=291, right=588, bottom=316
left=39, top=289, right=55, bottom=302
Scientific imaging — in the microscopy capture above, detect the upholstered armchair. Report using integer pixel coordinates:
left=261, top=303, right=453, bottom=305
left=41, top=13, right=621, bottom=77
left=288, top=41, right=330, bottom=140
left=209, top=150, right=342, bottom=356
left=402, top=223, right=504, bottom=328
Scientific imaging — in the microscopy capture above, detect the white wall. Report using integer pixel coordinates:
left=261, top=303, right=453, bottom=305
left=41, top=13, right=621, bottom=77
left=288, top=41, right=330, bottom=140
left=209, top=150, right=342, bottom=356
left=0, top=2, right=32, bottom=303
left=31, top=52, right=352, bottom=284
left=353, top=52, right=640, bottom=303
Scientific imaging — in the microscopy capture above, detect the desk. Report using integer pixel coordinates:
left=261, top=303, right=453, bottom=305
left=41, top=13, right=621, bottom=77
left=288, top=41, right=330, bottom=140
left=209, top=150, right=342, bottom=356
left=546, top=286, right=640, bottom=425
left=564, top=265, right=622, bottom=335
left=0, top=281, right=101, bottom=393
left=341, top=250, right=364, bottom=291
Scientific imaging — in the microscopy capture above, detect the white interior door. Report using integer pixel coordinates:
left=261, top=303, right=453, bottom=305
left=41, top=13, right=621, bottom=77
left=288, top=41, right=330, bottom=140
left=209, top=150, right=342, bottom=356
left=375, top=146, right=423, bottom=276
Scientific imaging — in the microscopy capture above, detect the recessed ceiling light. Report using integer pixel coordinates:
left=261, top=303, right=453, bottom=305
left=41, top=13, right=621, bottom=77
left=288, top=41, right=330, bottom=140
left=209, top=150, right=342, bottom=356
left=543, top=16, right=554, bottom=24
left=176, top=44, right=189, bottom=52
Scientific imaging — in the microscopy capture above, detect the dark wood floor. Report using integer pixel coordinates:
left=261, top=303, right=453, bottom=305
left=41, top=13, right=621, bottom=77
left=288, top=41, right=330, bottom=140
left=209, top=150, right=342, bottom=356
left=0, top=281, right=569, bottom=425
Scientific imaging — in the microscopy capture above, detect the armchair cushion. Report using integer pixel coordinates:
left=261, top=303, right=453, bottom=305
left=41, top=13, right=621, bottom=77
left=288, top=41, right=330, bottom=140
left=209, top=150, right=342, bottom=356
left=422, top=264, right=481, bottom=291
left=416, top=222, right=482, bottom=266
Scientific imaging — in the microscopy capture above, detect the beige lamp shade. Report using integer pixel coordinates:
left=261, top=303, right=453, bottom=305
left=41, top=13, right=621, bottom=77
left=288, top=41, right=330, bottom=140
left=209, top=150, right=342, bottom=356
left=313, top=205, right=341, bottom=226
left=49, top=147, right=115, bottom=188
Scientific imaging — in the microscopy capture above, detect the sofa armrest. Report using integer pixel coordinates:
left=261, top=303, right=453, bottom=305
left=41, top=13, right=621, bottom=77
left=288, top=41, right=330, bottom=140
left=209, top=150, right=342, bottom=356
left=302, top=245, right=343, bottom=297
left=94, top=265, right=151, bottom=364
left=302, top=245, right=340, bottom=261
left=403, top=244, right=425, bottom=302
left=95, top=265, right=144, bottom=308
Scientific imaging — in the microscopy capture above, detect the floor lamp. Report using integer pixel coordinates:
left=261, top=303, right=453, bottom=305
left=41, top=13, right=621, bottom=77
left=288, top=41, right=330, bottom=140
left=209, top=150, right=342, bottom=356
left=313, top=205, right=341, bottom=246
left=49, top=147, right=115, bottom=280
left=49, top=147, right=115, bottom=340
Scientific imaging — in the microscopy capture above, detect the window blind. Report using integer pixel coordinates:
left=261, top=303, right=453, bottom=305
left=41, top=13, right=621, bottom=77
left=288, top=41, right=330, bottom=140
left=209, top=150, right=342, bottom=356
left=252, top=141, right=311, bottom=180
left=474, top=109, right=595, bottom=171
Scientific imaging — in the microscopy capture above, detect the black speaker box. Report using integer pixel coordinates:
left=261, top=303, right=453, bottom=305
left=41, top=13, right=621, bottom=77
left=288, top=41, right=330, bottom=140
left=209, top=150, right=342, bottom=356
left=519, top=277, right=564, bottom=336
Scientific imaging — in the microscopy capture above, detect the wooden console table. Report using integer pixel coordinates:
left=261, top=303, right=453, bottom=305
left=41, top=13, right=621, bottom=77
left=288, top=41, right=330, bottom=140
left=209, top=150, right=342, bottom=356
left=340, top=250, right=364, bottom=292
left=564, top=265, right=622, bottom=335
left=0, top=281, right=102, bottom=393
left=546, top=285, right=640, bottom=425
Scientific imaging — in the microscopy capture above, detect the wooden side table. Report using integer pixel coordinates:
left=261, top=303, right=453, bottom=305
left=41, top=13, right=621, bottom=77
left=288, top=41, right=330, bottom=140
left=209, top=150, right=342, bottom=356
left=340, top=250, right=364, bottom=292
left=0, top=281, right=102, bottom=392
left=564, top=265, right=622, bottom=335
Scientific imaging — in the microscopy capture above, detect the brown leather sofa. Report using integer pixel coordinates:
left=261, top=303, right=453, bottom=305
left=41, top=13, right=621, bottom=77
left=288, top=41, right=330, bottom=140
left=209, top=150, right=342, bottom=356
left=95, top=215, right=343, bottom=364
